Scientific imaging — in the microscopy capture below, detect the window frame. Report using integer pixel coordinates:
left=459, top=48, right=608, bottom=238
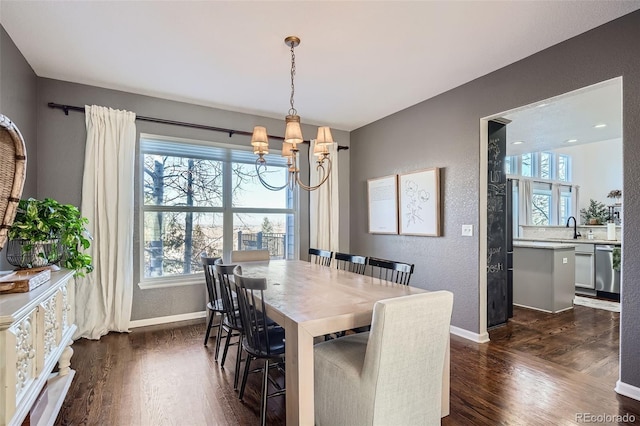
left=138, top=134, right=298, bottom=289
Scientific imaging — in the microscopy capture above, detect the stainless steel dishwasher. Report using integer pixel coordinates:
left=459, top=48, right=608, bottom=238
left=595, top=244, right=621, bottom=295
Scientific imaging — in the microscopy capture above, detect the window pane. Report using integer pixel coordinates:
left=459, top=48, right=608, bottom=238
left=233, top=213, right=294, bottom=260
left=531, top=189, right=551, bottom=225
left=521, top=153, right=533, bottom=177
left=143, top=211, right=223, bottom=278
left=560, top=194, right=572, bottom=225
left=557, top=155, right=570, bottom=182
left=540, top=152, right=551, bottom=179
left=505, top=156, right=512, bottom=175
left=232, top=163, right=290, bottom=208
left=143, top=154, right=223, bottom=207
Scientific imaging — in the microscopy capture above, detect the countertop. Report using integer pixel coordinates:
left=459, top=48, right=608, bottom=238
left=515, top=237, right=621, bottom=246
left=513, top=240, right=577, bottom=250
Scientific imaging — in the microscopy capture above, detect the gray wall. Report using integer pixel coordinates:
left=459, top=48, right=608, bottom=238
left=36, top=78, right=350, bottom=321
left=0, top=27, right=37, bottom=271
left=350, top=11, right=640, bottom=389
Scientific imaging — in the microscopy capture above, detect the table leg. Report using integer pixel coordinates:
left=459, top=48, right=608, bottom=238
left=285, top=319, right=315, bottom=426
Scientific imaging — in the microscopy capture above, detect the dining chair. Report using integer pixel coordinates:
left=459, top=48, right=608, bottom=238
left=314, top=291, right=454, bottom=426
left=368, top=257, right=415, bottom=285
left=231, top=249, right=270, bottom=262
left=334, top=252, right=368, bottom=274
left=202, top=255, right=225, bottom=358
left=309, top=248, right=333, bottom=266
left=233, top=266, right=286, bottom=426
left=215, top=262, right=245, bottom=390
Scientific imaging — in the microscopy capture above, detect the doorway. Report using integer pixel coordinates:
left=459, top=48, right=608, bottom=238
left=480, top=77, right=623, bottom=337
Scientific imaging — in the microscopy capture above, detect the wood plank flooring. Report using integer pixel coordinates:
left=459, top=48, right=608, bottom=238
left=55, top=305, right=640, bottom=425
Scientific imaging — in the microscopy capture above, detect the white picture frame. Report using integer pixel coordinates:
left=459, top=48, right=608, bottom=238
left=367, top=175, right=398, bottom=234
left=398, top=168, right=441, bottom=236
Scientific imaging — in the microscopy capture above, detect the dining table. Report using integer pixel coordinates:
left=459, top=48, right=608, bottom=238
left=238, top=259, right=450, bottom=426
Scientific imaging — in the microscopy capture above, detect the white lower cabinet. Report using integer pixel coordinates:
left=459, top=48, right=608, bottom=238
left=574, top=243, right=595, bottom=289
left=0, top=270, right=76, bottom=426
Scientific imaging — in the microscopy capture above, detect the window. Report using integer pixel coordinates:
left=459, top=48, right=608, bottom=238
left=539, top=152, right=552, bottom=179
left=140, top=135, right=296, bottom=284
left=521, top=153, right=534, bottom=177
left=557, top=154, right=571, bottom=182
left=508, top=151, right=575, bottom=235
left=531, top=182, right=552, bottom=225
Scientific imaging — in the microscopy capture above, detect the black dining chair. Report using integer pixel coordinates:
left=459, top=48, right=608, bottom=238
left=368, top=257, right=415, bottom=285
left=202, top=255, right=225, bottom=358
left=233, top=266, right=286, bottom=426
left=309, top=248, right=333, bottom=266
left=334, top=252, right=367, bottom=274
left=215, top=262, right=245, bottom=390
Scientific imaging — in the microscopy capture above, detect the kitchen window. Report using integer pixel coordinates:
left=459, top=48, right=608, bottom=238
left=507, top=152, right=571, bottom=182
left=508, top=151, right=576, bottom=234
left=139, top=135, right=297, bottom=287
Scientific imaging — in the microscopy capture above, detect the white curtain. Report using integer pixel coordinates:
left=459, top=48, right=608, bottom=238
left=74, top=105, right=136, bottom=340
left=518, top=179, right=532, bottom=227
left=551, top=183, right=562, bottom=225
left=309, top=140, right=339, bottom=253
left=572, top=185, right=581, bottom=223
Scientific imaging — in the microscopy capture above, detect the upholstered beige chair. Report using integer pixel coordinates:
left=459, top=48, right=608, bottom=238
left=230, top=249, right=270, bottom=262
left=314, top=291, right=454, bottom=426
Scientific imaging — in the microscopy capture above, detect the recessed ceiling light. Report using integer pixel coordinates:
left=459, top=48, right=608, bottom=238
left=566, top=139, right=578, bottom=143
left=512, top=141, right=524, bottom=145
left=594, top=123, right=607, bottom=128
left=536, top=103, right=548, bottom=108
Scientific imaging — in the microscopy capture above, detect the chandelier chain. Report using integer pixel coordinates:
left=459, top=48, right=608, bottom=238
left=289, top=42, right=297, bottom=116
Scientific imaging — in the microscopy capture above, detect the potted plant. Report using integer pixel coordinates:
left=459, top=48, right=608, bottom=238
left=6, top=198, right=93, bottom=276
left=580, top=198, right=608, bottom=225
left=607, top=189, right=622, bottom=205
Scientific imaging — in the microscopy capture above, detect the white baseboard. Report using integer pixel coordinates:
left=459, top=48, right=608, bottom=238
left=130, top=311, right=206, bottom=329
left=450, top=325, right=490, bottom=343
left=615, top=380, right=640, bottom=402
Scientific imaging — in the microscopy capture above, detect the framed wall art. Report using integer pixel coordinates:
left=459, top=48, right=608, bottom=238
left=398, top=168, right=441, bottom=236
left=367, top=175, right=398, bottom=234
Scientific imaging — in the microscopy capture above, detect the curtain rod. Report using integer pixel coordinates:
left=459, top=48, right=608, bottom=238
left=47, top=102, right=349, bottom=151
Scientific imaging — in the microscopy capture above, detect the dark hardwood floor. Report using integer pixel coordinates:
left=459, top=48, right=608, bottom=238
left=55, top=305, right=640, bottom=425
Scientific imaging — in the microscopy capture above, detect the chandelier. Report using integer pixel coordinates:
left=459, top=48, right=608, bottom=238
left=250, top=36, right=335, bottom=191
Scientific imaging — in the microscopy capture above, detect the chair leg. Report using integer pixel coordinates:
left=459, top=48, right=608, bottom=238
left=261, top=359, right=270, bottom=426
left=214, top=314, right=224, bottom=361
left=239, top=354, right=253, bottom=401
left=204, top=310, right=215, bottom=346
left=221, top=328, right=233, bottom=368
left=234, top=333, right=243, bottom=390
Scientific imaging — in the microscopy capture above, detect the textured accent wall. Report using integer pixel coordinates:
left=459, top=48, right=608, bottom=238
left=35, top=78, right=350, bottom=321
left=350, top=11, right=640, bottom=388
left=0, top=26, right=37, bottom=271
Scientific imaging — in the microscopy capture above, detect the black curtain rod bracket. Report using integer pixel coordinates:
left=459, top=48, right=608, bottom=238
left=47, top=102, right=348, bottom=151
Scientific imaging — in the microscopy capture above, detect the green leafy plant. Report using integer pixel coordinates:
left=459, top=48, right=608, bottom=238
left=579, top=199, right=608, bottom=225
left=8, top=198, right=93, bottom=276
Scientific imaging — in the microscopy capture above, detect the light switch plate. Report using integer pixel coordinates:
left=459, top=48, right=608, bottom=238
left=462, top=225, right=473, bottom=236
left=563, top=257, right=568, bottom=264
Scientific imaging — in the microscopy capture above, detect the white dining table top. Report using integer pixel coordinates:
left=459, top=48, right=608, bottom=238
left=238, top=259, right=427, bottom=337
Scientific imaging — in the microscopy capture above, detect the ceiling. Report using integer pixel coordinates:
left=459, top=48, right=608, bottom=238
left=504, top=78, right=622, bottom=156
left=1, top=1, right=639, bottom=132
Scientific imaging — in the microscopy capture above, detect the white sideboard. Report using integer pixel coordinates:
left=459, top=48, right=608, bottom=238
left=0, top=269, right=76, bottom=426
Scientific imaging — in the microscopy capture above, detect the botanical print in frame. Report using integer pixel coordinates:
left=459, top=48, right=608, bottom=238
left=398, top=168, right=441, bottom=236
left=367, top=175, right=398, bottom=234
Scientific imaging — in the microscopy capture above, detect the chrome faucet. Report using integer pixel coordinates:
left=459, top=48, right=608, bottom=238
left=566, top=216, right=581, bottom=239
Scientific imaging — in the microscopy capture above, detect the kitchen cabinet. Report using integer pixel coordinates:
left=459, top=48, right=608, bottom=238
left=0, top=269, right=76, bottom=426
left=513, top=242, right=576, bottom=313
left=574, top=243, right=595, bottom=290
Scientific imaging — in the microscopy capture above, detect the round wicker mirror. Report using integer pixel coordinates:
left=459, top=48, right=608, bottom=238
left=0, top=114, right=27, bottom=252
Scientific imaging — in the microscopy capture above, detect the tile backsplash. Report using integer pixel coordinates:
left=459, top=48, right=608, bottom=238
left=520, top=225, right=621, bottom=241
